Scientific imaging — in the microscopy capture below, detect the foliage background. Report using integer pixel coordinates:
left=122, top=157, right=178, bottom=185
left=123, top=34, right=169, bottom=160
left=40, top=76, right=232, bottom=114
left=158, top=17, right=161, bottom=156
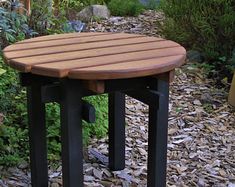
left=108, top=0, right=144, bottom=16
left=0, top=55, right=109, bottom=165
left=158, top=0, right=235, bottom=84
left=0, top=0, right=109, bottom=165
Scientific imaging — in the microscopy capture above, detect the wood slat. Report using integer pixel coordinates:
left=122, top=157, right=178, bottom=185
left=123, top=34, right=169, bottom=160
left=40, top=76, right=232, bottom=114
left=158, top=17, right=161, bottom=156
left=15, top=32, right=109, bottom=44
left=31, top=46, right=185, bottom=77
left=68, top=55, right=186, bottom=80
left=3, top=32, right=187, bottom=80
left=3, top=33, right=145, bottom=51
left=8, top=41, right=180, bottom=72
left=5, top=36, right=165, bottom=59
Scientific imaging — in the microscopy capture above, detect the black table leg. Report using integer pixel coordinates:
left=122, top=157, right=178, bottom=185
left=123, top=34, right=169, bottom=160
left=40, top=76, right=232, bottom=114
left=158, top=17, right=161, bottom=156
left=147, top=77, right=169, bottom=187
left=108, top=92, right=125, bottom=170
left=60, top=80, right=83, bottom=187
left=27, top=85, right=48, bottom=187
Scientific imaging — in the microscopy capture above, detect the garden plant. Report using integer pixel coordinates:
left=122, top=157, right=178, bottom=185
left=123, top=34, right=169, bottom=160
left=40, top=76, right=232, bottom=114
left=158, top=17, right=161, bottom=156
left=158, top=0, right=235, bottom=86
left=0, top=0, right=109, bottom=166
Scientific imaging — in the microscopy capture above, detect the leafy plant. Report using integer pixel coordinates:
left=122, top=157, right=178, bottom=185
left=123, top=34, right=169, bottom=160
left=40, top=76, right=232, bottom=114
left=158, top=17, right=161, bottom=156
left=29, top=0, right=76, bottom=35
left=0, top=1, right=36, bottom=50
left=158, top=0, right=235, bottom=83
left=0, top=53, right=109, bottom=165
left=0, top=54, right=28, bottom=165
left=83, top=94, right=108, bottom=143
left=0, top=0, right=109, bottom=167
left=108, top=0, right=144, bottom=16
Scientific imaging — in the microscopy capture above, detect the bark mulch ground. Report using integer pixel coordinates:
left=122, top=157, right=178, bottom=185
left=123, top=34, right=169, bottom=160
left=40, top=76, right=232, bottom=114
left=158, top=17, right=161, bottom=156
left=0, top=10, right=234, bottom=187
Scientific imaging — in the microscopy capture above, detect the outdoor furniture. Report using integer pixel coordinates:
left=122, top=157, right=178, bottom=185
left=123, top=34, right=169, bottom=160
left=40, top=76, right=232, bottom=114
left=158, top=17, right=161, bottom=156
left=3, top=32, right=186, bottom=187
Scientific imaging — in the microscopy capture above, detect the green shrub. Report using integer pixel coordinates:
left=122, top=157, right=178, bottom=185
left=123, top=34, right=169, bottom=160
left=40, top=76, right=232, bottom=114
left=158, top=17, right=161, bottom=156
left=158, top=0, right=235, bottom=81
left=83, top=94, right=108, bottom=143
left=0, top=1, right=108, bottom=165
left=0, top=54, right=28, bottom=165
left=45, top=95, right=108, bottom=160
left=0, top=2, right=37, bottom=50
left=108, top=0, right=144, bottom=16
left=0, top=54, right=109, bottom=165
left=0, top=0, right=109, bottom=167
left=29, top=0, right=68, bottom=35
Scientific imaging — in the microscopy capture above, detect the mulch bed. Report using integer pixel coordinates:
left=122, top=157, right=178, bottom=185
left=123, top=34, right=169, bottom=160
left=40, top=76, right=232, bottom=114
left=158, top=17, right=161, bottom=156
left=0, top=10, right=234, bottom=187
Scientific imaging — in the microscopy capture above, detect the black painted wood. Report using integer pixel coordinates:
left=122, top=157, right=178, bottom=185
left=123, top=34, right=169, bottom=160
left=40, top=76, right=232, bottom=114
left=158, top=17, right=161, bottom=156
left=41, top=84, right=95, bottom=123
left=108, top=92, right=126, bottom=170
left=41, top=83, right=61, bottom=103
left=82, top=101, right=96, bottom=123
left=125, top=89, right=159, bottom=105
left=27, top=84, right=48, bottom=187
left=104, top=77, right=149, bottom=93
left=147, top=75, right=169, bottom=187
left=22, top=72, right=171, bottom=187
left=60, top=79, right=84, bottom=187
left=20, top=73, right=59, bottom=87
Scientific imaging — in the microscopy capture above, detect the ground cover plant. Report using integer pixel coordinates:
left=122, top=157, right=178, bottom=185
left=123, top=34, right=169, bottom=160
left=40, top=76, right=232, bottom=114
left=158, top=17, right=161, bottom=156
left=158, top=0, right=235, bottom=86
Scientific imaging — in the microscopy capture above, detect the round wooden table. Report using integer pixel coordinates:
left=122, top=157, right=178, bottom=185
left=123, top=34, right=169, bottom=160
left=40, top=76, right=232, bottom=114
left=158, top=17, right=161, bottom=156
left=3, top=32, right=186, bottom=187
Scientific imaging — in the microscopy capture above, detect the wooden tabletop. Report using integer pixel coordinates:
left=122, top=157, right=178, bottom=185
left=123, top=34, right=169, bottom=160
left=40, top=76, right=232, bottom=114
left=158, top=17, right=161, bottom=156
left=3, top=32, right=186, bottom=80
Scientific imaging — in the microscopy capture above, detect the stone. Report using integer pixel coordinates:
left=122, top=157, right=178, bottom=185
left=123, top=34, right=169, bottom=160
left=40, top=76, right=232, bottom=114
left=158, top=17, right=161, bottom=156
left=77, top=5, right=110, bottom=22
left=0, top=180, right=7, bottom=187
left=187, top=50, right=204, bottom=63
left=228, top=183, right=235, bottom=187
left=67, top=20, right=85, bottom=32
left=109, top=17, right=123, bottom=23
left=18, top=161, right=28, bottom=169
left=51, top=182, right=60, bottom=187
left=84, top=175, right=95, bottom=182
left=93, top=168, right=103, bottom=180
left=200, top=93, right=214, bottom=104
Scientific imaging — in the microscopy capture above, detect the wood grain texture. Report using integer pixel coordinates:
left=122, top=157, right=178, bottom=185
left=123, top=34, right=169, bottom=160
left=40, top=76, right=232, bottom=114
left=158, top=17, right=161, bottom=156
left=15, top=32, right=108, bottom=44
left=68, top=55, right=186, bottom=80
left=4, top=33, right=144, bottom=51
left=3, top=32, right=186, bottom=80
left=31, top=46, right=184, bottom=77
left=5, top=37, right=164, bottom=59
left=6, top=41, right=181, bottom=72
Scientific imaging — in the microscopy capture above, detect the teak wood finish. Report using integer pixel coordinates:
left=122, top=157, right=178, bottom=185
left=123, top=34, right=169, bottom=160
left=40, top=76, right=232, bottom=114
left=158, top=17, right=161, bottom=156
left=3, top=32, right=186, bottom=187
left=3, top=32, right=186, bottom=80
